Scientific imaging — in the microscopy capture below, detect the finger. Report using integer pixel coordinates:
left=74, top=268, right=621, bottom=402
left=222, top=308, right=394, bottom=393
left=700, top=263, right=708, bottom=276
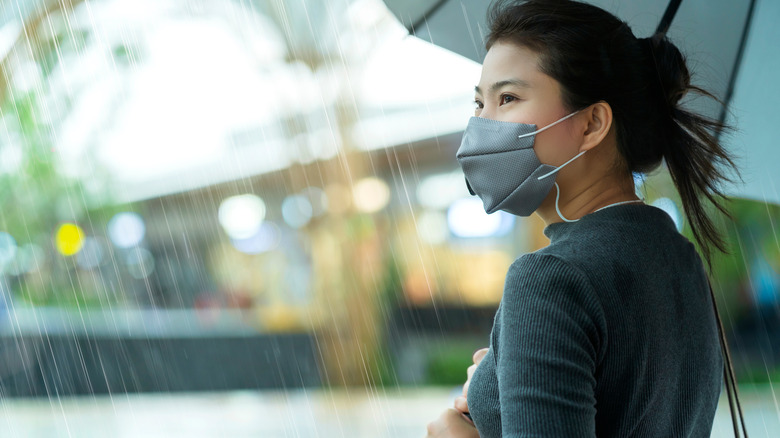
left=453, top=395, right=469, bottom=413
left=467, top=364, right=476, bottom=380
left=426, top=420, right=436, bottom=436
left=462, top=380, right=469, bottom=397
left=426, top=417, right=442, bottom=436
left=473, top=348, right=489, bottom=364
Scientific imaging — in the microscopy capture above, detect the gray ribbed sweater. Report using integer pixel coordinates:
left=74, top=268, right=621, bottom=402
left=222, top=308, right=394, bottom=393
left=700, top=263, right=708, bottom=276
left=466, top=203, right=723, bottom=437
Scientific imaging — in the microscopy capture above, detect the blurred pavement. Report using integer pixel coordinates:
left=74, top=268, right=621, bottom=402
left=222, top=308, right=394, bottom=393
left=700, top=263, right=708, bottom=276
left=0, top=385, right=777, bottom=437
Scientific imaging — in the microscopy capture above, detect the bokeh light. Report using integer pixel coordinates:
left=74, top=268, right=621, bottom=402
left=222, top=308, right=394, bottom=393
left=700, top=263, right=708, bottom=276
left=55, top=223, right=86, bottom=256
left=77, top=238, right=106, bottom=270
left=7, top=243, right=45, bottom=276
left=416, top=211, right=449, bottom=245
left=447, top=198, right=514, bottom=238
left=417, top=171, right=470, bottom=210
left=352, top=177, right=390, bottom=213
left=282, top=195, right=313, bottom=228
left=108, top=212, right=146, bottom=248
left=125, top=248, right=155, bottom=279
left=218, top=194, right=266, bottom=239
left=0, top=232, right=18, bottom=270
left=231, top=222, right=281, bottom=254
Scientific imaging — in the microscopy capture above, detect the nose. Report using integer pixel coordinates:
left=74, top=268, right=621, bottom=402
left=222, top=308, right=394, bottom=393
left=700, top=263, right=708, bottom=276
left=477, top=110, right=494, bottom=120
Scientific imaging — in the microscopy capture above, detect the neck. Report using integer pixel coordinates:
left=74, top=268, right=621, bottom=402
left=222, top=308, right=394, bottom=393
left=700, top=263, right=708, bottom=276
left=536, top=174, right=640, bottom=226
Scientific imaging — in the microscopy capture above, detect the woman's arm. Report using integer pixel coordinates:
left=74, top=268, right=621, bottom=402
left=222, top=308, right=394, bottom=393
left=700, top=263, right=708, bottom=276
left=496, top=253, right=605, bottom=437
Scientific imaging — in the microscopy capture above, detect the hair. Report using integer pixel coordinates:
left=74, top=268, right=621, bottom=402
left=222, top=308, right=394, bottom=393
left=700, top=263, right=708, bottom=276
left=485, top=0, right=742, bottom=268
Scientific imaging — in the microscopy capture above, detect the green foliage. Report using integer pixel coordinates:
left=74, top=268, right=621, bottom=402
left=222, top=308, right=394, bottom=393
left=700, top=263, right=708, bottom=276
left=0, top=87, right=126, bottom=308
left=0, top=93, right=64, bottom=238
left=739, top=365, right=780, bottom=385
left=426, top=342, right=476, bottom=386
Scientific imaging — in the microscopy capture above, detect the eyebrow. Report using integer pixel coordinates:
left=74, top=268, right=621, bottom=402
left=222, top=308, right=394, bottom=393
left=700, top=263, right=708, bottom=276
left=474, top=79, right=531, bottom=95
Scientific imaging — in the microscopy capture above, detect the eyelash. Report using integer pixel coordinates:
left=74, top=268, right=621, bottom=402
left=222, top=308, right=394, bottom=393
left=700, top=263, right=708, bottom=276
left=473, top=94, right=518, bottom=110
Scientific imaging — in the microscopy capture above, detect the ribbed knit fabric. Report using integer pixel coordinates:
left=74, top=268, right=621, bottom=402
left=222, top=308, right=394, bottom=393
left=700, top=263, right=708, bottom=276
left=466, top=203, right=723, bottom=437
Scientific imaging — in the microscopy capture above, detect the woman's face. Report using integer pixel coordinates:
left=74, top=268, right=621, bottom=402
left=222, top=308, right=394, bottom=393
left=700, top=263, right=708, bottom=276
left=473, top=41, right=582, bottom=167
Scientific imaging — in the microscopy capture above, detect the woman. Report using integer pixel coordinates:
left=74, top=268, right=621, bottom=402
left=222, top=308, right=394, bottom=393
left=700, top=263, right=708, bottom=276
left=425, top=0, right=741, bottom=436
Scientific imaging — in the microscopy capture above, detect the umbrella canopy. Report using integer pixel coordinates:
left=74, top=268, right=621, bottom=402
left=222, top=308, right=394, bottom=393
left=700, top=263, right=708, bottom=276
left=382, top=0, right=780, bottom=206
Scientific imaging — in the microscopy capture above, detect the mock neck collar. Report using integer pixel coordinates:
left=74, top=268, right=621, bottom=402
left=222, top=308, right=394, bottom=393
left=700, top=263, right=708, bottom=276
left=542, top=203, right=678, bottom=243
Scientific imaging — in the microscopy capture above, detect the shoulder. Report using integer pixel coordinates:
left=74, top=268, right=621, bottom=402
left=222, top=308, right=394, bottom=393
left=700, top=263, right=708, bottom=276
left=504, top=253, right=607, bottom=332
left=506, top=252, right=593, bottom=290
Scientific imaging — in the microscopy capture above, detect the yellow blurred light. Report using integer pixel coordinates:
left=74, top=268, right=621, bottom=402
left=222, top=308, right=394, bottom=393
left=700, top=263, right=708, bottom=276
left=56, top=223, right=85, bottom=256
left=352, top=177, right=390, bottom=213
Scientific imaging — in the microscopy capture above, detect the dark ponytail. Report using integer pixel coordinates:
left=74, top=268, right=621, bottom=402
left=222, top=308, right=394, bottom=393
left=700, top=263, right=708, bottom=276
left=485, top=0, right=742, bottom=268
left=638, top=34, right=741, bottom=267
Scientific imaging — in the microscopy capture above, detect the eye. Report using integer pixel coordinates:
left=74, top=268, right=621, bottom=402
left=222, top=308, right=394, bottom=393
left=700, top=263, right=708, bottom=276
left=473, top=99, right=484, bottom=110
left=500, top=94, right=517, bottom=105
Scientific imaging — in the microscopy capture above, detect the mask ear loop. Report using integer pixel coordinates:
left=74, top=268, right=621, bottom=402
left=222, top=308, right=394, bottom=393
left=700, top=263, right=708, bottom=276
left=536, top=150, right=587, bottom=181
left=551, top=182, right=579, bottom=223
left=518, top=109, right=583, bottom=223
left=517, top=110, right=580, bottom=140
left=537, top=150, right=588, bottom=223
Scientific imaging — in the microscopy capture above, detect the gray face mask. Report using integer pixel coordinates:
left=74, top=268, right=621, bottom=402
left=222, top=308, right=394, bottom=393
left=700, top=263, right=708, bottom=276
left=456, top=111, right=584, bottom=218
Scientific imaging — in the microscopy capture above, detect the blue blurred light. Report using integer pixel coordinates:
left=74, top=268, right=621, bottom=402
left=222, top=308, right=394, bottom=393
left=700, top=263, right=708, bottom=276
left=7, top=243, right=44, bottom=276
left=108, top=212, right=146, bottom=248
left=447, top=198, right=514, bottom=238
left=282, top=195, right=313, bottom=228
left=0, top=232, right=18, bottom=271
left=125, top=248, right=155, bottom=279
left=231, top=222, right=281, bottom=254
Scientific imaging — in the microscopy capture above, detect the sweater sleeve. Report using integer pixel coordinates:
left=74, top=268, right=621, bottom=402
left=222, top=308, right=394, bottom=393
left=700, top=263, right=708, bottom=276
left=497, top=253, right=605, bottom=437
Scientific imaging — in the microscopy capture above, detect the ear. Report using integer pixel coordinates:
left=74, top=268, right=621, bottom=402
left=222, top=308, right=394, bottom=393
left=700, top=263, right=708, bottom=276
left=578, top=101, right=613, bottom=152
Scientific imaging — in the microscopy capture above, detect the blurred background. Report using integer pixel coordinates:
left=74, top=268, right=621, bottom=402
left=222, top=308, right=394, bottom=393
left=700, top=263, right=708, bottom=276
left=0, top=0, right=777, bottom=436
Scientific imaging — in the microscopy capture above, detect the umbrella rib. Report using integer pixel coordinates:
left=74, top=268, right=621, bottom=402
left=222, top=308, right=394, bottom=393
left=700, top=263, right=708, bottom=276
left=717, top=0, right=758, bottom=132
left=655, top=0, right=683, bottom=36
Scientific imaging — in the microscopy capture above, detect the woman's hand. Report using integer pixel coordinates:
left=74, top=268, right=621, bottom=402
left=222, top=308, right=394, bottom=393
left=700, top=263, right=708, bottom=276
left=453, top=348, right=489, bottom=419
left=425, top=408, right=480, bottom=438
